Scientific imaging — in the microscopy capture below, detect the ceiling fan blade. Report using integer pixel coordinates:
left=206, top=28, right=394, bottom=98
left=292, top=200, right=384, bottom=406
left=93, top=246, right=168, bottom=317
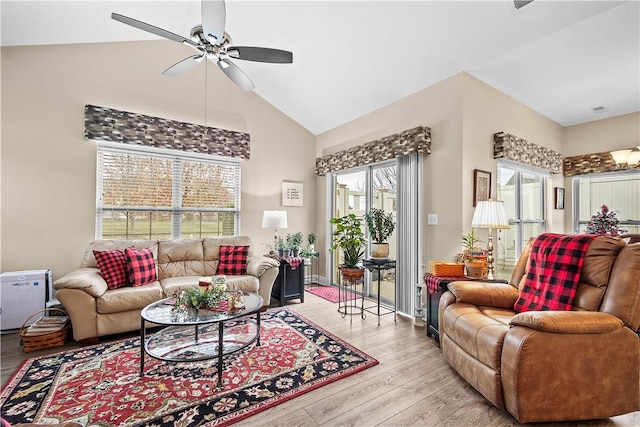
left=227, top=46, right=293, bottom=64
left=163, top=54, right=205, bottom=76
left=111, top=13, right=200, bottom=49
left=201, top=0, right=226, bottom=46
left=217, top=58, right=255, bottom=91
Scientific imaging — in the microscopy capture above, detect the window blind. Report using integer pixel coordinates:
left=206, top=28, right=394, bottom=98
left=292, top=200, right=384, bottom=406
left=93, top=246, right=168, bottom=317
left=96, top=143, right=240, bottom=239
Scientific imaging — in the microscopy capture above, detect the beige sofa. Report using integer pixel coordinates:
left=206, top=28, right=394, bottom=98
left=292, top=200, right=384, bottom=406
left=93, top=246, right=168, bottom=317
left=54, top=236, right=280, bottom=342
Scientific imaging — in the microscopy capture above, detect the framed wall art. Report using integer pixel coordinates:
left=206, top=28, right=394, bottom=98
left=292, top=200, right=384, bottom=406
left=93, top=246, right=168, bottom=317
left=554, top=187, right=565, bottom=210
left=282, top=181, right=303, bottom=207
left=473, top=169, right=491, bottom=206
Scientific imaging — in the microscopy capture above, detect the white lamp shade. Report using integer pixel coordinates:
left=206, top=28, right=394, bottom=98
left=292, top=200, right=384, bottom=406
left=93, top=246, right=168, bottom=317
left=611, top=149, right=633, bottom=165
left=262, top=210, right=288, bottom=229
left=471, top=200, right=510, bottom=229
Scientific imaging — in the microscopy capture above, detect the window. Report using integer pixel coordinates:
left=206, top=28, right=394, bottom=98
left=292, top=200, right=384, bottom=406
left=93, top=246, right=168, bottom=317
left=96, top=144, right=240, bottom=239
left=496, top=162, right=547, bottom=276
left=573, top=170, right=640, bottom=234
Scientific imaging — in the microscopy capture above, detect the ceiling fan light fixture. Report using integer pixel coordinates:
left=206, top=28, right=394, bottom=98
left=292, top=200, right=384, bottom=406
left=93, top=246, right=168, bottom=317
left=111, top=0, right=291, bottom=91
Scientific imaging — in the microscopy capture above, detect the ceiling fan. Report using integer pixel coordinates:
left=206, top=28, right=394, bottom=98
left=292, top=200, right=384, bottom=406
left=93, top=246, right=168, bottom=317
left=111, top=0, right=293, bottom=91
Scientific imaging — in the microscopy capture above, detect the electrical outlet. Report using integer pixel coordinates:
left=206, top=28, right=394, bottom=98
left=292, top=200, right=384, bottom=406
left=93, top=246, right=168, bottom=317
left=427, top=214, right=438, bottom=225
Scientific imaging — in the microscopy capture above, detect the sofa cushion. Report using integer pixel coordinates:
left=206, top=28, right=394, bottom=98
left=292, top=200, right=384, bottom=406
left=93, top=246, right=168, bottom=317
left=156, top=238, right=206, bottom=280
left=160, top=276, right=201, bottom=298
left=96, top=281, right=164, bottom=314
left=94, top=248, right=129, bottom=289
left=125, top=247, right=157, bottom=286
left=217, top=245, right=249, bottom=275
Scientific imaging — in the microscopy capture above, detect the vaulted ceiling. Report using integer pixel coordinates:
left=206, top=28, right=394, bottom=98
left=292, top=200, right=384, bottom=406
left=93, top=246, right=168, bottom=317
left=2, top=1, right=638, bottom=135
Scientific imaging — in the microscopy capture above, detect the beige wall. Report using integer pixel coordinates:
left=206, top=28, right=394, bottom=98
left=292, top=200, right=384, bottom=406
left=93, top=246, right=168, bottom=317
left=316, top=72, right=566, bottom=274
left=462, top=74, right=566, bottom=236
left=562, top=111, right=640, bottom=231
left=0, top=41, right=316, bottom=279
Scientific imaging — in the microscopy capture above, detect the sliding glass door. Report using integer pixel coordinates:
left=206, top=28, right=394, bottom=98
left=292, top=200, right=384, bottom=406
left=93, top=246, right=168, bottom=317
left=331, top=162, right=397, bottom=304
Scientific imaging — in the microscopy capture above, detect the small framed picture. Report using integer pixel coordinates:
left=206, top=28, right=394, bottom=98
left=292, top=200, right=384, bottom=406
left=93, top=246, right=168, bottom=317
left=473, top=169, right=491, bottom=206
left=554, top=187, right=565, bottom=210
left=282, top=181, right=303, bottom=207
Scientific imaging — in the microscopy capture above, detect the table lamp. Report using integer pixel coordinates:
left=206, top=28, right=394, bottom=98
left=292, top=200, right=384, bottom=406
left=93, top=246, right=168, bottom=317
left=262, top=210, right=288, bottom=251
left=471, top=200, right=510, bottom=280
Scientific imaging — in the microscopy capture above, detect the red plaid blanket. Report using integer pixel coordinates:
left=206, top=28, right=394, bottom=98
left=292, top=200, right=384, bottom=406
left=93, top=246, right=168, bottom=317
left=514, top=233, right=597, bottom=313
left=424, top=273, right=465, bottom=294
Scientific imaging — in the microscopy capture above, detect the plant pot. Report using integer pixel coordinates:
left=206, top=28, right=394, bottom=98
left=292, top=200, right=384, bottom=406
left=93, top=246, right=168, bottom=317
left=371, top=242, right=389, bottom=259
left=277, top=249, right=284, bottom=257
left=465, top=261, right=484, bottom=279
left=308, top=244, right=315, bottom=252
left=303, top=257, right=312, bottom=266
left=339, top=266, right=365, bottom=282
left=292, top=249, right=300, bottom=257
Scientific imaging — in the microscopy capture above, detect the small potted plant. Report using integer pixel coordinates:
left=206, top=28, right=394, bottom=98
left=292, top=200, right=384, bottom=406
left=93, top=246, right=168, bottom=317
left=307, top=232, right=316, bottom=251
left=364, top=208, right=395, bottom=259
left=288, top=232, right=303, bottom=257
left=455, top=229, right=485, bottom=278
left=299, top=248, right=316, bottom=266
left=276, top=237, right=286, bottom=257
left=330, top=214, right=366, bottom=281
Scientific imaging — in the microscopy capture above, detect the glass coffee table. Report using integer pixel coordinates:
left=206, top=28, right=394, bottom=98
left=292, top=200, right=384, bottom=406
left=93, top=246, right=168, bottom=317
left=140, top=292, right=263, bottom=389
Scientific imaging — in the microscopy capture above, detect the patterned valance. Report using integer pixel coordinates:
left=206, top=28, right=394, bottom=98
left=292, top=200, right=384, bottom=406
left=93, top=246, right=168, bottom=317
left=493, top=131, right=562, bottom=174
left=85, top=105, right=251, bottom=159
left=315, top=126, right=431, bottom=176
left=564, top=151, right=640, bottom=177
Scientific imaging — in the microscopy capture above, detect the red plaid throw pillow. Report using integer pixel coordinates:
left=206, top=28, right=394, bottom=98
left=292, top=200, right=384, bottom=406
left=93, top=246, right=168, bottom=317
left=217, top=245, right=249, bottom=275
left=125, top=247, right=157, bottom=286
left=94, top=248, right=129, bottom=289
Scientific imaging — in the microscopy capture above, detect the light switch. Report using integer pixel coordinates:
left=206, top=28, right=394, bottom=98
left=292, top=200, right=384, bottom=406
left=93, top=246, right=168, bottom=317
left=427, top=214, right=438, bottom=225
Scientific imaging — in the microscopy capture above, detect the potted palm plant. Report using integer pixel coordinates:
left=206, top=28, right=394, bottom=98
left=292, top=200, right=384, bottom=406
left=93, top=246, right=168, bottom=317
left=330, top=213, right=366, bottom=281
left=364, top=208, right=395, bottom=259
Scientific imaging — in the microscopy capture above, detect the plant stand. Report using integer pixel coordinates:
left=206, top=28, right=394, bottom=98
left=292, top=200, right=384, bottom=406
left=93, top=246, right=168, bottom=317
left=338, top=272, right=365, bottom=324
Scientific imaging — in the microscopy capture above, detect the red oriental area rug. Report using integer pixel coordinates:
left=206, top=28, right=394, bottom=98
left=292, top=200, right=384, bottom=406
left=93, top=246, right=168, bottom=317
left=0, top=309, right=377, bottom=427
left=306, top=286, right=359, bottom=303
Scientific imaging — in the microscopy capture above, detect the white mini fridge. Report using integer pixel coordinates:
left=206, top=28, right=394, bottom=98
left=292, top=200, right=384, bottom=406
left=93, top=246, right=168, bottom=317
left=0, top=269, right=51, bottom=332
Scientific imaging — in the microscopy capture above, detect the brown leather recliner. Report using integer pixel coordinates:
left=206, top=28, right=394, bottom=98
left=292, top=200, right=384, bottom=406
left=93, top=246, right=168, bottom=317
left=439, top=236, right=640, bottom=423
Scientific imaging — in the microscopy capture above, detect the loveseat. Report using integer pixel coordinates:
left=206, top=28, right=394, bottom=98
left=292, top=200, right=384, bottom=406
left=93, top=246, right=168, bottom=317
left=439, top=235, right=640, bottom=423
left=54, top=236, right=280, bottom=342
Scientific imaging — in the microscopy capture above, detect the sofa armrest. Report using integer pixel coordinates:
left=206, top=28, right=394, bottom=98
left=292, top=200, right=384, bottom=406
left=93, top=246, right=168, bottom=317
left=246, top=255, right=280, bottom=278
left=510, top=311, right=624, bottom=334
left=54, top=268, right=108, bottom=298
left=447, top=281, right=519, bottom=308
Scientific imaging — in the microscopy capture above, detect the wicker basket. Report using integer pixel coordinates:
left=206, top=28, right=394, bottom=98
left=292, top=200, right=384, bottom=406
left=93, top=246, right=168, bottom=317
left=429, top=261, right=465, bottom=277
left=20, top=308, right=70, bottom=353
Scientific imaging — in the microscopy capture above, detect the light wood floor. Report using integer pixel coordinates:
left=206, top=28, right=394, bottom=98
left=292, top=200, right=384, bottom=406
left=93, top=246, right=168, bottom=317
left=2, top=287, right=639, bottom=427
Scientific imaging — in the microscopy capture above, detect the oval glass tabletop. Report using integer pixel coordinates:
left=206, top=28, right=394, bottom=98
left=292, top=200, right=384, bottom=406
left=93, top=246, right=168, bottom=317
left=141, top=292, right=263, bottom=326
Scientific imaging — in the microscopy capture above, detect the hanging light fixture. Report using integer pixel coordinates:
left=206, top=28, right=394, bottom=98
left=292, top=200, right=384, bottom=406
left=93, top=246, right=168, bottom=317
left=611, top=146, right=640, bottom=166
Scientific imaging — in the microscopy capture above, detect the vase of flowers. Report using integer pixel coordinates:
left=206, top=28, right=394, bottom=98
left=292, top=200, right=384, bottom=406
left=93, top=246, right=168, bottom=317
left=173, top=283, right=228, bottom=311
left=585, top=205, right=626, bottom=236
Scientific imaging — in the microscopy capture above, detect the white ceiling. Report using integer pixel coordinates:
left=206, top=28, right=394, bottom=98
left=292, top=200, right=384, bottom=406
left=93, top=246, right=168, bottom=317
left=2, top=0, right=639, bottom=135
